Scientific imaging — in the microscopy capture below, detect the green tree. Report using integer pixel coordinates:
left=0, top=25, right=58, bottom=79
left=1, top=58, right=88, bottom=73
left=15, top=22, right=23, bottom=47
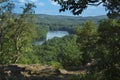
left=0, top=1, right=15, bottom=64
left=34, top=35, right=81, bottom=69
left=11, top=3, right=36, bottom=63
left=0, top=1, right=38, bottom=64
left=76, top=21, right=97, bottom=65
left=57, top=35, right=82, bottom=69
left=74, top=20, right=120, bottom=80
left=87, top=19, right=120, bottom=80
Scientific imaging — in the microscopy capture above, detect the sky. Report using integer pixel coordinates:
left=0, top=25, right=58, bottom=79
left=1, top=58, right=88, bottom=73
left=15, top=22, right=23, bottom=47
left=13, top=0, right=107, bottom=17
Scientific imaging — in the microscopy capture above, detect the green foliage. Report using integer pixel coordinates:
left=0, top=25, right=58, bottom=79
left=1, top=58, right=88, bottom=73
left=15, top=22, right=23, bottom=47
left=68, top=74, right=86, bottom=80
left=35, top=25, right=49, bottom=41
left=34, top=35, right=82, bottom=69
left=18, top=52, right=39, bottom=64
left=0, top=1, right=38, bottom=64
left=76, top=20, right=97, bottom=65
left=75, top=19, right=120, bottom=80
left=0, top=1, right=15, bottom=64
left=36, top=14, right=107, bottom=34
left=0, top=1, right=120, bottom=80
left=49, top=61, right=63, bottom=69
left=91, top=19, right=120, bottom=80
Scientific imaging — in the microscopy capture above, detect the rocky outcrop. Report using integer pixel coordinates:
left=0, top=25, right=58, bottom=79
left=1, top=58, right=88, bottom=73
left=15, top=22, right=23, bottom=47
left=0, top=64, right=83, bottom=80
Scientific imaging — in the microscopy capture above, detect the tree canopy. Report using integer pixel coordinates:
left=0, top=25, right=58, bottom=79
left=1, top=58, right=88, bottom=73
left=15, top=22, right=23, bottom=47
left=53, top=0, right=120, bottom=18
left=0, top=1, right=38, bottom=64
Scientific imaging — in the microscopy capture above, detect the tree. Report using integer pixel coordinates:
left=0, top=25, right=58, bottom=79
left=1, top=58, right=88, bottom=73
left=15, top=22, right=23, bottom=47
left=0, top=1, right=37, bottom=64
left=89, top=19, right=120, bottom=80
left=11, top=3, right=36, bottom=63
left=0, top=0, right=8, bottom=3
left=53, top=0, right=120, bottom=18
left=76, top=21, right=97, bottom=65
left=0, top=1, right=15, bottom=64
left=75, top=19, right=120, bottom=80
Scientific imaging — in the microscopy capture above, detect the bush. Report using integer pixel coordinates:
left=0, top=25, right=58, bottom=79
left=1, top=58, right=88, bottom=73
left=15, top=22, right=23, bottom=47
left=50, top=61, right=63, bottom=69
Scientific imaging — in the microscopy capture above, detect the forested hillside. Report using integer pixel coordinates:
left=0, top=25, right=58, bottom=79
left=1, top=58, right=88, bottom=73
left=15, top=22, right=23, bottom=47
left=36, top=14, right=107, bottom=31
left=34, top=14, right=107, bottom=41
left=36, top=14, right=107, bottom=25
left=0, top=0, right=120, bottom=80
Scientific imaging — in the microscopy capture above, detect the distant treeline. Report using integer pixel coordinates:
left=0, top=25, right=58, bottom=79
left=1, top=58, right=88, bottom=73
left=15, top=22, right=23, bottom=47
left=34, top=14, right=107, bottom=41
left=35, top=14, right=107, bottom=33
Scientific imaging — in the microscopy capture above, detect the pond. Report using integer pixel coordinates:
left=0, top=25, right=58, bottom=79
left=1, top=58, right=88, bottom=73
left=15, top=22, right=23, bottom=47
left=46, top=31, right=69, bottom=40
left=35, top=31, right=69, bottom=45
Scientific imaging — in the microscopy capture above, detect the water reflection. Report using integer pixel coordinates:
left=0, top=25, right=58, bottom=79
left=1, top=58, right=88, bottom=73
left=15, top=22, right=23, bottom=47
left=35, top=31, right=69, bottom=45
left=46, top=31, right=69, bottom=40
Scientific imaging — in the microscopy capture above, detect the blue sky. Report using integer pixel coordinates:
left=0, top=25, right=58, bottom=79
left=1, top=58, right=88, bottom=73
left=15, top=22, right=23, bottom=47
left=14, top=0, right=107, bottom=16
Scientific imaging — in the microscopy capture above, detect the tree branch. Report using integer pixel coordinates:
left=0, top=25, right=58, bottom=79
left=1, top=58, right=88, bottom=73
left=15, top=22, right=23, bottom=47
left=88, top=2, right=103, bottom=6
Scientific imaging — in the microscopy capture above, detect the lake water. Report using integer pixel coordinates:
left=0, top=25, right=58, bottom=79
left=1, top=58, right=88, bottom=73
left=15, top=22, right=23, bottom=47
left=35, top=31, right=69, bottom=45
left=46, top=31, right=69, bottom=40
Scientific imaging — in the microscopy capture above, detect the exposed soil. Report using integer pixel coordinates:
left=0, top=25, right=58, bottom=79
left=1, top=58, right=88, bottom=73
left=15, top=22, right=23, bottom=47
left=0, top=64, right=85, bottom=80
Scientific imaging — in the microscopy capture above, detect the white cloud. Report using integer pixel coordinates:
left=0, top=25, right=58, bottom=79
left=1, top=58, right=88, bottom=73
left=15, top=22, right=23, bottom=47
left=31, top=0, right=38, bottom=2
left=49, top=0, right=59, bottom=6
left=19, top=0, right=38, bottom=3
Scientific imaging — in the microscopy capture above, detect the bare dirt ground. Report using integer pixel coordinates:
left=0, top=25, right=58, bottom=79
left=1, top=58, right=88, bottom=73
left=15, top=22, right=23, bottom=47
left=0, top=64, right=85, bottom=80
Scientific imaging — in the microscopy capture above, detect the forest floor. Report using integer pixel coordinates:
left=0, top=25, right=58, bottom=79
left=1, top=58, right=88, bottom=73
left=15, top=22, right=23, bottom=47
left=0, top=64, right=86, bottom=80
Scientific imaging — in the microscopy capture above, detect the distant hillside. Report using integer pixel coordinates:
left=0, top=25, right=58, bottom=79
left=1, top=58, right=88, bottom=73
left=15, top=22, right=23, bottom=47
left=35, top=14, right=107, bottom=33
left=14, top=13, right=107, bottom=33
left=35, top=14, right=107, bottom=25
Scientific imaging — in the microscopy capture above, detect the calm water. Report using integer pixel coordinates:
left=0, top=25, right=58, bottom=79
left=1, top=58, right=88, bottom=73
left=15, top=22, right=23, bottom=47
left=35, top=31, right=69, bottom=45
left=46, top=31, right=69, bottom=40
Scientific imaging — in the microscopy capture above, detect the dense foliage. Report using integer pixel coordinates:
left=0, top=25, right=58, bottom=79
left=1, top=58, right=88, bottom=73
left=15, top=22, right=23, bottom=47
left=76, top=20, right=97, bottom=65
left=35, top=25, right=49, bottom=41
left=36, top=14, right=107, bottom=34
left=34, top=19, right=120, bottom=80
left=90, top=19, right=120, bottom=80
left=34, top=35, right=82, bottom=69
left=0, top=1, right=39, bottom=64
left=0, top=0, right=120, bottom=80
left=75, top=20, right=120, bottom=80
